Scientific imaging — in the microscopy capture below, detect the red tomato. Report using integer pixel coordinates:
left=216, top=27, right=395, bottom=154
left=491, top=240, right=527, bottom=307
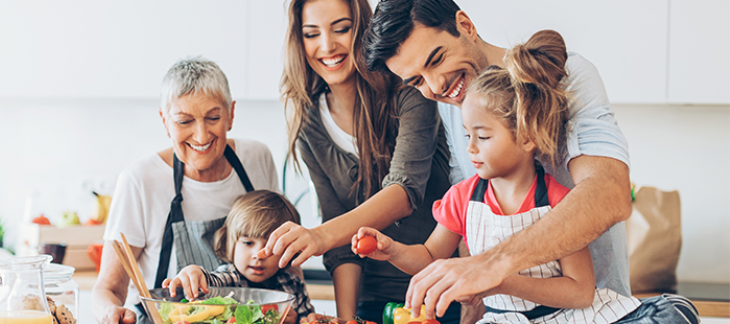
left=355, top=236, right=377, bottom=255
left=261, top=304, right=278, bottom=314
left=422, top=320, right=441, bottom=324
left=346, top=320, right=359, bottom=324
left=226, top=318, right=236, bottom=324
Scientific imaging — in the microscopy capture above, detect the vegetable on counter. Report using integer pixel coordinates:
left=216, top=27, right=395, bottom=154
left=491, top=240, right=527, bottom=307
left=382, top=302, right=433, bottom=324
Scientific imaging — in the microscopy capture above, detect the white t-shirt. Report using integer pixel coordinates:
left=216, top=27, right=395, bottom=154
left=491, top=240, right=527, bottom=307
left=319, top=94, right=358, bottom=156
left=103, top=138, right=279, bottom=305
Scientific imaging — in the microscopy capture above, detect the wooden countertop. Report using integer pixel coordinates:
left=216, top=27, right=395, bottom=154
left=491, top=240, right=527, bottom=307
left=72, top=271, right=335, bottom=301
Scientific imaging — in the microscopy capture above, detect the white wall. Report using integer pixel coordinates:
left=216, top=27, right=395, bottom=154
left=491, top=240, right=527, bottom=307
left=612, top=104, right=730, bottom=283
left=0, top=0, right=728, bottom=283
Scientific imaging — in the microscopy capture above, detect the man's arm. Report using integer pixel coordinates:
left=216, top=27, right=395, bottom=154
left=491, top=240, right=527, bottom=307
left=405, top=155, right=632, bottom=318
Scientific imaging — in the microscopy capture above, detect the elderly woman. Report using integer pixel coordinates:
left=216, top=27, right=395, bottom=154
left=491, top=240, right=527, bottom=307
left=91, top=57, right=279, bottom=324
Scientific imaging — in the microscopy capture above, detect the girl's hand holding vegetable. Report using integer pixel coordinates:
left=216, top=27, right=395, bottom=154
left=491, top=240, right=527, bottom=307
left=162, top=264, right=210, bottom=300
left=351, top=227, right=394, bottom=260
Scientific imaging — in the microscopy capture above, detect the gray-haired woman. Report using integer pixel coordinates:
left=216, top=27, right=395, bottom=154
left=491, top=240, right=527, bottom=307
left=91, top=57, right=279, bottom=324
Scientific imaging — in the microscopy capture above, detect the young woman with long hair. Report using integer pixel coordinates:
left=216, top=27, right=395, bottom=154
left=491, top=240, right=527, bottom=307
left=266, top=0, right=460, bottom=322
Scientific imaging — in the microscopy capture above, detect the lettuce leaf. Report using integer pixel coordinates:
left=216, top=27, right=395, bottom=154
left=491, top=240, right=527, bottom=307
left=158, top=302, right=175, bottom=324
left=200, top=296, right=239, bottom=305
left=235, top=304, right=265, bottom=324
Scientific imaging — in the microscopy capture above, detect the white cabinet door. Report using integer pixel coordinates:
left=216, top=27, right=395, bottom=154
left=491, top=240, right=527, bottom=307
left=244, top=1, right=287, bottom=100
left=0, top=0, right=250, bottom=99
left=456, top=0, right=669, bottom=104
left=668, top=0, right=730, bottom=104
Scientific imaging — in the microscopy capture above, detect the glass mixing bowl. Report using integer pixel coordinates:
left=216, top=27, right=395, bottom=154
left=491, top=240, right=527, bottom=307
left=141, top=287, right=295, bottom=324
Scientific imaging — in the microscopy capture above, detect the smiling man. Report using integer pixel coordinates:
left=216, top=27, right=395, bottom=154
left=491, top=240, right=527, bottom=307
left=364, top=0, right=636, bottom=320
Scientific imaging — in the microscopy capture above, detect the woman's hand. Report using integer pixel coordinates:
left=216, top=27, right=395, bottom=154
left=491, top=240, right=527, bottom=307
left=99, top=305, right=137, bottom=324
left=351, top=227, right=396, bottom=261
left=92, top=241, right=143, bottom=324
left=261, top=221, right=328, bottom=268
left=162, top=265, right=209, bottom=300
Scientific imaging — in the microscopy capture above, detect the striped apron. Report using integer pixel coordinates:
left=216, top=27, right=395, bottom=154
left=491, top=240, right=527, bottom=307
left=466, top=167, right=641, bottom=324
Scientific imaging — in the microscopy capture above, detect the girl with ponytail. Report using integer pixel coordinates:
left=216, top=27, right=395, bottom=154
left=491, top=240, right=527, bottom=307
left=352, top=30, right=689, bottom=323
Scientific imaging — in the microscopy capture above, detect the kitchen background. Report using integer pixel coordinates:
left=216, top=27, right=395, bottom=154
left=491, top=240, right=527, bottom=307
left=0, top=0, right=728, bottom=291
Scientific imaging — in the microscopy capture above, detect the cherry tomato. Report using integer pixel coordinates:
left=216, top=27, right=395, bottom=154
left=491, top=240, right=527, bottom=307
left=226, top=317, right=236, bottom=324
left=355, top=236, right=377, bottom=255
left=346, top=321, right=359, bottom=324
left=261, top=304, right=278, bottom=314
left=310, top=317, right=335, bottom=324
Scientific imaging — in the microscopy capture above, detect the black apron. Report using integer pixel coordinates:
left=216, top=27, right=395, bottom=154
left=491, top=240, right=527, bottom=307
left=137, top=145, right=254, bottom=322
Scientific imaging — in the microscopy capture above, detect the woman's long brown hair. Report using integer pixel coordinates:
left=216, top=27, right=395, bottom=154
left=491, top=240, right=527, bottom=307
left=281, top=0, right=400, bottom=198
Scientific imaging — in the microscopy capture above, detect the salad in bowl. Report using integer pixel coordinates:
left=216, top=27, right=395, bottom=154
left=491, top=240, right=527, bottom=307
left=141, top=287, right=295, bottom=324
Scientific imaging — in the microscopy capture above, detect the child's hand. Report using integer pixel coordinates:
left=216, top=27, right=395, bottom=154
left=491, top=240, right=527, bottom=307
left=161, top=265, right=209, bottom=300
left=351, top=227, right=394, bottom=261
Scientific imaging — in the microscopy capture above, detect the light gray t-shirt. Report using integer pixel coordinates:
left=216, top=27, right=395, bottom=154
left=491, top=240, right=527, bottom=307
left=439, top=52, right=631, bottom=296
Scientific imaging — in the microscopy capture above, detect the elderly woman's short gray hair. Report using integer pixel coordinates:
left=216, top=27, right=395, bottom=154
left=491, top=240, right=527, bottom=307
left=160, top=57, right=233, bottom=115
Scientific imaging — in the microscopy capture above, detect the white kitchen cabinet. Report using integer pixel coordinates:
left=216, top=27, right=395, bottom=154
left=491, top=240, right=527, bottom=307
left=0, top=1, right=250, bottom=99
left=244, top=1, right=288, bottom=100
left=456, top=0, right=669, bottom=104
left=1, top=1, right=727, bottom=104
left=667, top=0, right=730, bottom=104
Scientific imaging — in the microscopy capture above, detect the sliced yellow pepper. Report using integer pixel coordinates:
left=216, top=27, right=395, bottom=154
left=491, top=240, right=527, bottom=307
left=168, top=304, right=226, bottom=322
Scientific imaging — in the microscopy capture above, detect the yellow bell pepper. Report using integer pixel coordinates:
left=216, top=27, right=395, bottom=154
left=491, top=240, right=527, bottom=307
left=168, top=304, right=226, bottom=322
left=393, top=305, right=427, bottom=324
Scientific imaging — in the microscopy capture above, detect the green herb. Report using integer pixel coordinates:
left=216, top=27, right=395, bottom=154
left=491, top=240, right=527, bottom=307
left=180, top=298, right=189, bottom=303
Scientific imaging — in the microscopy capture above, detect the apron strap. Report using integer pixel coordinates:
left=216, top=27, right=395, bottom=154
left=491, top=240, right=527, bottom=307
left=224, top=144, right=254, bottom=192
left=154, top=154, right=185, bottom=288
left=534, top=162, right=549, bottom=208
left=154, top=144, right=254, bottom=288
left=470, top=178, right=489, bottom=202
left=469, top=162, right=549, bottom=207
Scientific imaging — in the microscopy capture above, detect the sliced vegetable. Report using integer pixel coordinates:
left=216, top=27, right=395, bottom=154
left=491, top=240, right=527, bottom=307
left=169, top=304, right=226, bottom=322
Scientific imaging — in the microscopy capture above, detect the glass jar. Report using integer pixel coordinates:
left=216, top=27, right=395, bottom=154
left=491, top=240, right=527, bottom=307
left=0, top=255, right=54, bottom=323
left=43, top=264, right=78, bottom=320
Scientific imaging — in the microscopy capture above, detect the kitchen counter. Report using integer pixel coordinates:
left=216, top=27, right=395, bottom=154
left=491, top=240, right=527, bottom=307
left=72, top=270, right=335, bottom=300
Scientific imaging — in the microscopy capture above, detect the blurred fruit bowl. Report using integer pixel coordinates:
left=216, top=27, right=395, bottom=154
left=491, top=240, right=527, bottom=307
left=141, top=287, right=294, bottom=324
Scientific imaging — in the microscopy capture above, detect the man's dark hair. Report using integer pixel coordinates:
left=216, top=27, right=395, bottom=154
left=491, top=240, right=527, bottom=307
left=364, top=0, right=462, bottom=72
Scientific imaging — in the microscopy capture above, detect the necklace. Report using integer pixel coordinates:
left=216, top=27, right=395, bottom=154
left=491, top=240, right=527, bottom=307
left=218, top=162, right=229, bottom=181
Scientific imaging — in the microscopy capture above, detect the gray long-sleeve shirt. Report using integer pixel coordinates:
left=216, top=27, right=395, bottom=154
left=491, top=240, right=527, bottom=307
left=297, top=87, right=451, bottom=302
